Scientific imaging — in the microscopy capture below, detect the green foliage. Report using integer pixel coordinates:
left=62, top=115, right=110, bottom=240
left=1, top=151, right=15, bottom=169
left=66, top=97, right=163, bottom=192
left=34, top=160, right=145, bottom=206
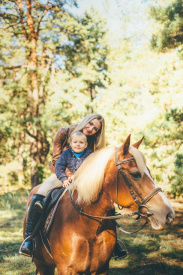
left=8, top=172, right=18, bottom=186
left=151, top=0, right=183, bottom=53
left=139, top=106, right=183, bottom=197
left=166, top=108, right=183, bottom=124
left=170, top=154, right=183, bottom=197
left=37, top=164, right=45, bottom=185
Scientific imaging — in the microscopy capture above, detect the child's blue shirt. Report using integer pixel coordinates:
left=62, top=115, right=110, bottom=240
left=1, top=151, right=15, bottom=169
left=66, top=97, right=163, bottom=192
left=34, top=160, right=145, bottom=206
left=55, top=147, right=92, bottom=182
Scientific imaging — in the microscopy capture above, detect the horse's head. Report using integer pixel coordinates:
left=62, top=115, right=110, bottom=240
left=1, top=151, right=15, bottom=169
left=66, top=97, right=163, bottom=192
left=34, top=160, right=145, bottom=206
left=109, top=134, right=175, bottom=230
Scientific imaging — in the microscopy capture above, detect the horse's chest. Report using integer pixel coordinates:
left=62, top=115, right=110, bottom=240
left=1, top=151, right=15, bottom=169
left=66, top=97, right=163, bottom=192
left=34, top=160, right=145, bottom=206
left=66, top=231, right=115, bottom=272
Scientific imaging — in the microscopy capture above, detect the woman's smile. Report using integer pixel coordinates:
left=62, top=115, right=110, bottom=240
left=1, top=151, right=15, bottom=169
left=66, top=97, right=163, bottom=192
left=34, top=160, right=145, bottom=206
left=82, top=119, right=101, bottom=136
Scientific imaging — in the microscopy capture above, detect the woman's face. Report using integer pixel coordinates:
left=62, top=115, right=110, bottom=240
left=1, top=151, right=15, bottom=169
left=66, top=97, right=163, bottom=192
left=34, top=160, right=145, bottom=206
left=82, top=119, right=101, bottom=136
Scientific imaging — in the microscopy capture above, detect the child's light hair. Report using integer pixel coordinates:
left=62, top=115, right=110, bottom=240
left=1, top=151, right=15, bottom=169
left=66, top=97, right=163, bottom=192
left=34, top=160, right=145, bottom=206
left=69, top=131, right=87, bottom=142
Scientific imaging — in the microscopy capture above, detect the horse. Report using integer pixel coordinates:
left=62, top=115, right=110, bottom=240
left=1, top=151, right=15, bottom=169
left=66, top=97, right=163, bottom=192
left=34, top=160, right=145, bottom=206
left=24, top=134, right=175, bottom=275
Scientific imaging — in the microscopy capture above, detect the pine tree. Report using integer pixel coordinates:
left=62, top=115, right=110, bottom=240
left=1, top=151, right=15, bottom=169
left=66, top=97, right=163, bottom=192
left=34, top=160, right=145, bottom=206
left=151, top=0, right=183, bottom=53
left=0, top=0, right=108, bottom=187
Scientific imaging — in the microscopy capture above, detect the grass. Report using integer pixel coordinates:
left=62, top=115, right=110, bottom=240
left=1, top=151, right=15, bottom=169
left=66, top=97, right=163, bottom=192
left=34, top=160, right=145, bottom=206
left=0, top=188, right=183, bottom=275
left=0, top=188, right=35, bottom=275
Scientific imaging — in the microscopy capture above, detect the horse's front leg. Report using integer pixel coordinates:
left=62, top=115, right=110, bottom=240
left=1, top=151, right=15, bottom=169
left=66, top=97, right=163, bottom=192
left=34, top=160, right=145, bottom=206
left=35, top=261, right=55, bottom=275
left=57, top=265, right=78, bottom=275
left=96, top=271, right=108, bottom=275
left=95, top=260, right=109, bottom=275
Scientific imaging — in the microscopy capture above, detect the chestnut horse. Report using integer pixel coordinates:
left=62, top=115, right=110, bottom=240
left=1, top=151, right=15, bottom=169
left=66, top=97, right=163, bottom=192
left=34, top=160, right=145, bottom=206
left=24, top=135, right=175, bottom=275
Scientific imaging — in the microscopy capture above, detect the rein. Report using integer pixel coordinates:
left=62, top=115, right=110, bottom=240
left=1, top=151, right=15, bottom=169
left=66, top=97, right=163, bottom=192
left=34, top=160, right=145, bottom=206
left=69, top=191, right=139, bottom=220
left=69, top=148, right=162, bottom=234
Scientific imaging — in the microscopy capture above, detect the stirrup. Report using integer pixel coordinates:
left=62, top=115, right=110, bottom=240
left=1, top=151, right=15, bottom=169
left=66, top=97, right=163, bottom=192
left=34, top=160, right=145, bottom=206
left=113, top=239, right=129, bottom=260
left=19, top=237, right=32, bottom=257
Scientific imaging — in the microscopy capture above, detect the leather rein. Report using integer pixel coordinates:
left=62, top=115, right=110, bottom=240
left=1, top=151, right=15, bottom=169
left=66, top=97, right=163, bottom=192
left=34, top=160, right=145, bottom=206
left=69, top=148, right=162, bottom=234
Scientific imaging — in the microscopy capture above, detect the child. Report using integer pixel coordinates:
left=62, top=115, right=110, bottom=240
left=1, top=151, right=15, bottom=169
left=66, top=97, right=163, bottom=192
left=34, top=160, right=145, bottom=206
left=55, top=131, right=92, bottom=187
left=34, top=131, right=92, bottom=212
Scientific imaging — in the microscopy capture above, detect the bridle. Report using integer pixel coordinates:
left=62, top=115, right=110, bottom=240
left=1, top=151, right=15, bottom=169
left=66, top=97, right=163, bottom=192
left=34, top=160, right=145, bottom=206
left=69, top=147, right=162, bottom=234
left=115, top=148, right=162, bottom=216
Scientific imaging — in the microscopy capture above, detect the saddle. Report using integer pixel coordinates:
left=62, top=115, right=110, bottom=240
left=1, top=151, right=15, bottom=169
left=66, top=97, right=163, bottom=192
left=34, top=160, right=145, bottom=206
left=32, top=187, right=66, bottom=261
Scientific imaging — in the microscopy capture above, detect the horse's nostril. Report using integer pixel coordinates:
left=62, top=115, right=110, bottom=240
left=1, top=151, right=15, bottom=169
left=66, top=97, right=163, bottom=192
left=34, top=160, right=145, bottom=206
left=166, top=213, right=174, bottom=225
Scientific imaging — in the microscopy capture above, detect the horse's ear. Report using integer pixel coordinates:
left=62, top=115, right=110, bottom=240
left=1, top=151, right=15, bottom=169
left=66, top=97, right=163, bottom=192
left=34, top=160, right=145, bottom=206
left=132, top=136, right=145, bottom=149
left=119, top=134, right=131, bottom=156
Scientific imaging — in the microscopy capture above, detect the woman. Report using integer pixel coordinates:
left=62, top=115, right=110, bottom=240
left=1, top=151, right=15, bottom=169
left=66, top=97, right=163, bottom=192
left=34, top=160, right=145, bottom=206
left=21, top=114, right=105, bottom=256
left=36, top=113, right=105, bottom=200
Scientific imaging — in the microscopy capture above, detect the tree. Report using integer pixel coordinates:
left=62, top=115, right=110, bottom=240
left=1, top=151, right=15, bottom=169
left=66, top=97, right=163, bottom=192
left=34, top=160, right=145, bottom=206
left=0, top=0, right=108, bottom=187
left=150, top=0, right=183, bottom=54
left=149, top=0, right=183, bottom=197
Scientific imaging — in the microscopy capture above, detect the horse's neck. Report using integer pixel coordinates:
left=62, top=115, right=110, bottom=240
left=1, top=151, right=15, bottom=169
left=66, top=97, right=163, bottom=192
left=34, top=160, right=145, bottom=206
left=75, top=190, right=113, bottom=217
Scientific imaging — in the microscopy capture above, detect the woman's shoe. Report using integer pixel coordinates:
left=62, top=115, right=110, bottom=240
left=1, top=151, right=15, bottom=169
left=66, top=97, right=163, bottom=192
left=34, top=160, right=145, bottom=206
left=20, top=240, right=32, bottom=257
left=113, top=242, right=128, bottom=260
left=19, top=194, right=43, bottom=256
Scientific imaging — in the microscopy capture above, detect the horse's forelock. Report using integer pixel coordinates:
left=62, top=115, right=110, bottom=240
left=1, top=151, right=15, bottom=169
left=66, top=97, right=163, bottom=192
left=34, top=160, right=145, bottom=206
left=129, top=145, right=146, bottom=176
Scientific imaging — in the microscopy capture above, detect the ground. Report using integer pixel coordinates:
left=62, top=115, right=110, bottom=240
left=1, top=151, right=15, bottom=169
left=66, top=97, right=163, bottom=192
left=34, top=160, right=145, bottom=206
left=0, top=187, right=182, bottom=275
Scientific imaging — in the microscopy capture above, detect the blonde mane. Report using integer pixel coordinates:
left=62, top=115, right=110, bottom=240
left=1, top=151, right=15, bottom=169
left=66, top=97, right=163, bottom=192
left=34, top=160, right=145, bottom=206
left=69, top=147, right=115, bottom=204
left=68, top=145, right=146, bottom=205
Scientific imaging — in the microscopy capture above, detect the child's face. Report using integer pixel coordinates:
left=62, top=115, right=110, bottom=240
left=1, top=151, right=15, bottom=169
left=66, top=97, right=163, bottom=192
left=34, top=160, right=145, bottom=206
left=70, top=136, right=87, bottom=153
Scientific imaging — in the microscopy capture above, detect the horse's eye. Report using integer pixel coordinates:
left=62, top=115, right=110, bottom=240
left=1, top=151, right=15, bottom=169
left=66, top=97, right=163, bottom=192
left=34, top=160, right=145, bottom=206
left=130, top=172, right=141, bottom=179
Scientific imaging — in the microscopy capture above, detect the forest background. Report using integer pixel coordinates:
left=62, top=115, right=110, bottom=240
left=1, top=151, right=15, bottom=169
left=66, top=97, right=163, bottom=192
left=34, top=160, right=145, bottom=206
left=0, top=0, right=182, bottom=198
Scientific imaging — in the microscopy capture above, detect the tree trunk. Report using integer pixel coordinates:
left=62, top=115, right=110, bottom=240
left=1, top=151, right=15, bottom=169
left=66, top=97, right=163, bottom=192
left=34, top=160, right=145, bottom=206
left=26, top=0, right=40, bottom=187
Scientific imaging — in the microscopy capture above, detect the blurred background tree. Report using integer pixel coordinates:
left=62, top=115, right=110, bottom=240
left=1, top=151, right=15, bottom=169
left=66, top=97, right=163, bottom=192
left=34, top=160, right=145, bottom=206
left=148, top=0, right=183, bottom=197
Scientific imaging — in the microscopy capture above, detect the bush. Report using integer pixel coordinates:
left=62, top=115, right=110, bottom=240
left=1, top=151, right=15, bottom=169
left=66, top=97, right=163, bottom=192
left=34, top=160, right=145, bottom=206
left=8, top=171, right=18, bottom=186
left=170, top=154, right=183, bottom=198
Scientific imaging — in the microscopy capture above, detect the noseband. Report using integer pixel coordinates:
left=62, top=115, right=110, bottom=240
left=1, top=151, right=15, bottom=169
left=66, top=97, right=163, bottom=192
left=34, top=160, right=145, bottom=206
left=115, top=148, right=162, bottom=217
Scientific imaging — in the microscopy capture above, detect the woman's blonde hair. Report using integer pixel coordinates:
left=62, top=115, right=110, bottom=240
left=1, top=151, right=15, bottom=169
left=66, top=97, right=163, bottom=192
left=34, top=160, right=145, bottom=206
left=72, top=113, right=105, bottom=151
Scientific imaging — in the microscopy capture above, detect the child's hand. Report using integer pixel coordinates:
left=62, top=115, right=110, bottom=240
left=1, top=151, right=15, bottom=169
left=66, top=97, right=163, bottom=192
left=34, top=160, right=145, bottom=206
left=63, top=179, right=70, bottom=187
left=68, top=175, right=74, bottom=182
